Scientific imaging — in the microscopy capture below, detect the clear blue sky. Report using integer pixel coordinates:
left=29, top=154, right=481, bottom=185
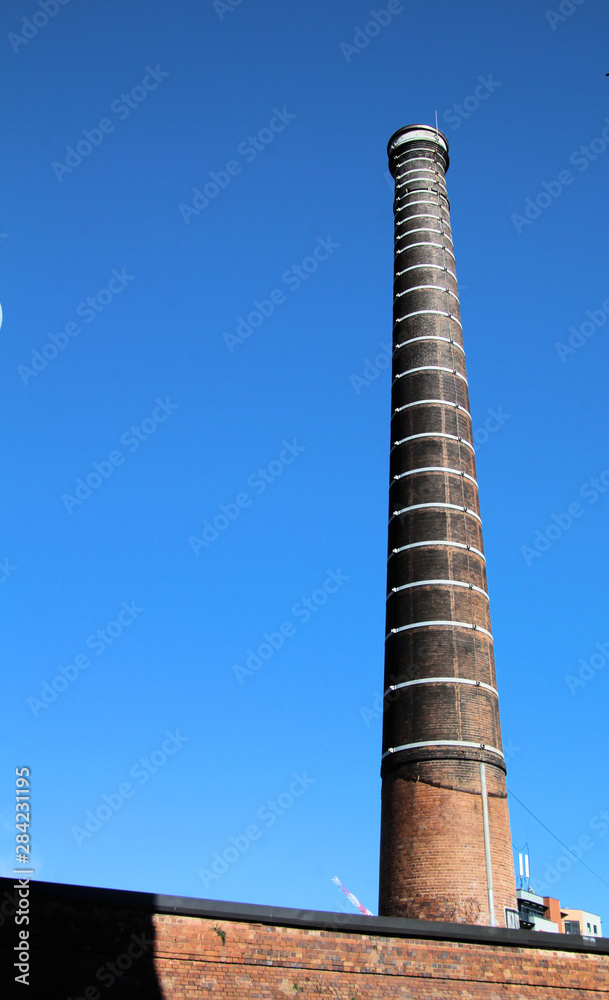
left=2, top=0, right=608, bottom=926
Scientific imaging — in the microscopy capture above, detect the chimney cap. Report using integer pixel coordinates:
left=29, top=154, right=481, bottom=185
left=387, top=124, right=450, bottom=175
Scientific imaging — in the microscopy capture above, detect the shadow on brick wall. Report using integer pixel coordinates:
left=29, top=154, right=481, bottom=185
left=1, top=878, right=164, bottom=999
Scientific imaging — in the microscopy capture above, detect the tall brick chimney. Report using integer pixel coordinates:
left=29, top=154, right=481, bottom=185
left=378, top=125, right=518, bottom=927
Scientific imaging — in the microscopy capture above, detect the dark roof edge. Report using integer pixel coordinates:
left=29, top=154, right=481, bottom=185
left=6, top=878, right=608, bottom=954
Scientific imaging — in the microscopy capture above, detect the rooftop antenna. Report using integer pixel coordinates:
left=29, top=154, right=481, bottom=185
left=331, top=876, right=372, bottom=915
left=518, top=846, right=531, bottom=891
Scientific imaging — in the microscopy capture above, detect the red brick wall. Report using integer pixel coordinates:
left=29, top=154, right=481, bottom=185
left=154, top=913, right=609, bottom=998
left=4, top=880, right=607, bottom=998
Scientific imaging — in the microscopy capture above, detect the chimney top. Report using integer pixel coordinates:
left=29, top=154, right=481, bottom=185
left=387, top=124, right=450, bottom=176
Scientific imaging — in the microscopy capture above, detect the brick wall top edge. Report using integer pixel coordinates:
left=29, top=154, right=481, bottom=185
left=7, top=879, right=608, bottom=954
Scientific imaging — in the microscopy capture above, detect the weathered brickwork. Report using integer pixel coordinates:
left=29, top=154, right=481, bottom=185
left=7, top=880, right=607, bottom=999
left=379, top=764, right=515, bottom=922
left=380, top=126, right=517, bottom=924
left=153, top=917, right=609, bottom=999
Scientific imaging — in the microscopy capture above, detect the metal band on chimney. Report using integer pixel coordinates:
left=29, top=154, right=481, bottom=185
left=381, top=741, right=505, bottom=763
left=392, top=433, right=475, bottom=451
left=390, top=540, right=486, bottom=561
left=388, top=580, right=489, bottom=599
left=392, top=468, right=478, bottom=486
left=394, top=337, right=465, bottom=353
left=387, top=621, right=494, bottom=642
left=393, top=400, right=471, bottom=416
left=386, top=677, right=498, bottom=696
left=390, top=503, right=482, bottom=523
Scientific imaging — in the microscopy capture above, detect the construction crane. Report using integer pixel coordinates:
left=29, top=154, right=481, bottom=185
left=331, top=876, right=373, bottom=915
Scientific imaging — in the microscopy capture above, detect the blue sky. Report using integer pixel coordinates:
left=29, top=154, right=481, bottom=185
left=1, top=0, right=609, bottom=926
